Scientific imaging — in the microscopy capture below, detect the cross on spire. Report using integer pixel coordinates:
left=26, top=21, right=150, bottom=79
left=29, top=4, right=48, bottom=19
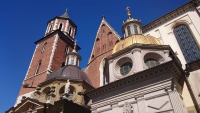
left=126, top=7, right=132, bottom=19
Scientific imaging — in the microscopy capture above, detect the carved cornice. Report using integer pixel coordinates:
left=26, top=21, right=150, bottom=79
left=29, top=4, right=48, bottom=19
left=142, top=1, right=197, bottom=33
left=86, top=60, right=184, bottom=99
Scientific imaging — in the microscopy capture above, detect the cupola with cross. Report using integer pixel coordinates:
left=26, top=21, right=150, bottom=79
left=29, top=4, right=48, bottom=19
left=122, top=7, right=143, bottom=37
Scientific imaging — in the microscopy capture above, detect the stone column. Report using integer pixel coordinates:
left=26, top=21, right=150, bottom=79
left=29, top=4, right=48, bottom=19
left=132, top=48, right=143, bottom=73
left=137, top=98, right=146, bottom=113
left=109, top=60, right=115, bottom=82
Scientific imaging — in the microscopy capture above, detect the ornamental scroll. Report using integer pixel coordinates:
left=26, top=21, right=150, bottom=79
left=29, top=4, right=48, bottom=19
left=123, top=102, right=134, bottom=113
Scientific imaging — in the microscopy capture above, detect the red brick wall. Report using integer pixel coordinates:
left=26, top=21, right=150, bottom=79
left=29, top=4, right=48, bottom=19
left=18, top=35, right=56, bottom=95
left=18, top=18, right=76, bottom=96
left=18, top=34, right=73, bottom=96
left=51, top=38, right=73, bottom=71
left=18, top=72, right=48, bottom=95
left=86, top=21, right=120, bottom=88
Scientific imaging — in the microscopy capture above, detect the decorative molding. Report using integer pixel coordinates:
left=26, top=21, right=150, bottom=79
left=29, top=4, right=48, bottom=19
left=23, top=44, right=39, bottom=83
left=47, top=34, right=58, bottom=71
left=113, top=55, right=134, bottom=79
left=143, top=2, right=194, bottom=33
left=123, top=102, right=134, bottom=113
left=24, top=70, right=51, bottom=81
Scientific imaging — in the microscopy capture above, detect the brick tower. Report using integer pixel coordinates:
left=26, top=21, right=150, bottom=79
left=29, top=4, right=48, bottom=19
left=86, top=16, right=121, bottom=88
left=16, top=10, right=80, bottom=104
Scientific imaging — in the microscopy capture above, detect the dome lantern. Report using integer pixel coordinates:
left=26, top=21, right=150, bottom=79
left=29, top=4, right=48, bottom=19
left=65, top=40, right=82, bottom=66
left=122, top=7, right=143, bottom=37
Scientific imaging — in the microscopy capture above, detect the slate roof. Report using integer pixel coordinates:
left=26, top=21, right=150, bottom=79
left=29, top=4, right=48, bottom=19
left=45, top=65, right=92, bottom=86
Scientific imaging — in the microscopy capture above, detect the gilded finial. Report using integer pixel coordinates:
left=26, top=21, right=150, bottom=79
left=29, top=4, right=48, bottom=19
left=126, top=7, right=131, bottom=19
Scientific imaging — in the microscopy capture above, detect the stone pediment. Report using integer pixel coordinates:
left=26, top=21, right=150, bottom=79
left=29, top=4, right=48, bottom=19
left=7, top=98, right=43, bottom=113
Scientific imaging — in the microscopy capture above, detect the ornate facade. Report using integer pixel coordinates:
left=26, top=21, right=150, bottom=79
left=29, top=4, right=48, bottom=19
left=7, top=0, right=200, bottom=113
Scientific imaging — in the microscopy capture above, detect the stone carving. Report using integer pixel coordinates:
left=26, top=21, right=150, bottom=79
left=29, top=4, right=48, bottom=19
left=64, top=79, right=70, bottom=94
left=123, top=102, right=134, bottom=113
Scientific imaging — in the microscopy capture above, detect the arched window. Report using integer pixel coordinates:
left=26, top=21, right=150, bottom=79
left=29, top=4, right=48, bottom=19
left=127, top=26, right=131, bottom=36
left=145, top=59, right=159, bottom=68
left=65, top=45, right=69, bottom=55
left=62, top=62, right=65, bottom=67
left=96, top=38, right=100, bottom=42
left=69, top=27, right=72, bottom=36
left=49, top=25, right=52, bottom=32
left=173, top=24, right=200, bottom=63
left=70, top=56, right=75, bottom=65
left=35, top=60, right=41, bottom=75
left=59, top=23, right=63, bottom=30
left=42, top=42, right=47, bottom=53
left=133, top=24, right=138, bottom=34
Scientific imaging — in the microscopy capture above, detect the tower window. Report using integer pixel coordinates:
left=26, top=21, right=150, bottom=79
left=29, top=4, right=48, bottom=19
left=96, top=38, right=100, bottom=42
left=145, top=59, right=159, bottom=68
left=65, top=45, right=69, bottom=55
left=133, top=24, right=138, bottom=34
left=42, top=42, right=47, bottom=53
left=49, top=25, right=52, bottom=32
left=59, top=23, right=63, bottom=30
left=35, top=60, right=42, bottom=75
left=120, top=62, right=132, bottom=76
left=69, top=27, right=72, bottom=36
left=127, top=26, right=131, bottom=36
left=70, top=56, right=75, bottom=65
left=173, top=24, right=200, bottom=63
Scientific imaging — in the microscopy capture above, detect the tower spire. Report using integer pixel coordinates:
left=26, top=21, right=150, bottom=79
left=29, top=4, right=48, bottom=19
left=60, top=8, right=70, bottom=18
left=126, top=7, right=131, bottom=19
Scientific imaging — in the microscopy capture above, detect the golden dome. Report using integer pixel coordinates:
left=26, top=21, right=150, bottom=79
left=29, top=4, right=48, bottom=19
left=112, top=34, right=161, bottom=54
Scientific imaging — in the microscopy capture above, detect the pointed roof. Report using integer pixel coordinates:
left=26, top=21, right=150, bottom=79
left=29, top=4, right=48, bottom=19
left=87, top=17, right=121, bottom=64
left=60, top=9, right=70, bottom=18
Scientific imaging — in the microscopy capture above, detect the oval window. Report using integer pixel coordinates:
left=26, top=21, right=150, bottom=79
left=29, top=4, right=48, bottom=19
left=145, top=59, right=159, bottom=68
left=120, top=62, right=132, bottom=76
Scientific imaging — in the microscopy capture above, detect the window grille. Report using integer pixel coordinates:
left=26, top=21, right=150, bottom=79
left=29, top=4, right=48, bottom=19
left=127, top=26, right=131, bottom=36
left=173, top=24, right=200, bottom=63
left=120, top=62, right=132, bottom=76
left=133, top=24, right=138, bottom=34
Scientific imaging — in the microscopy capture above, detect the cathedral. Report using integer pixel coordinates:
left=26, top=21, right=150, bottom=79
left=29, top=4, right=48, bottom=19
left=6, top=0, right=200, bottom=113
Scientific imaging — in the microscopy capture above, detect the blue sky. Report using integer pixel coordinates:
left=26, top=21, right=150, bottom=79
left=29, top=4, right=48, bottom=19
left=0, top=0, right=189, bottom=112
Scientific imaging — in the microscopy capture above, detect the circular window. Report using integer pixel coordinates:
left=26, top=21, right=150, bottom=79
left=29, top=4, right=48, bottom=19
left=145, top=59, right=159, bottom=68
left=144, top=52, right=163, bottom=68
left=115, top=57, right=133, bottom=77
left=120, top=62, right=132, bottom=76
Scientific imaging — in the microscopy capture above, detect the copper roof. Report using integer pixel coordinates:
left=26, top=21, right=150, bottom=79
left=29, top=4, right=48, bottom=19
left=45, top=65, right=92, bottom=86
